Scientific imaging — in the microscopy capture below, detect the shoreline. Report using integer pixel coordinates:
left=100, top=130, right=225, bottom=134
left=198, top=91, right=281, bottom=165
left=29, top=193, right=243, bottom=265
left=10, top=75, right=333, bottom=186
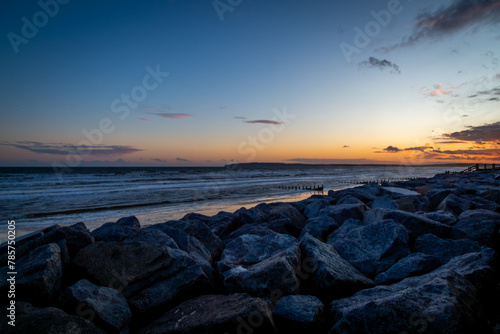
left=2, top=170, right=499, bottom=333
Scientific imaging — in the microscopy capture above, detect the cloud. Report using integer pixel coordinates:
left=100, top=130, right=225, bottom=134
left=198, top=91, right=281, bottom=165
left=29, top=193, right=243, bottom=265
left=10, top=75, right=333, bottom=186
left=155, top=113, right=194, bottom=119
left=151, top=158, right=167, bottom=163
left=428, top=83, right=452, bottom=96
left=358, top=57, right=401, bottom=74
left=287, top=158, right=396, bottom=164
left=385, top=0, right=500, bottom=50
left=343, top=145, right=350, bottom=148
left=138, top=117, right=151, bottom=121
left=404, top=146, right=433, bottom=152
left=442, top=121, right=500, bottom=142
left=434, top=140, right=467, bottom=144
left=382, top=146, right=403, bottom=153
left=176, top=157, right=190, bottom=162
left=234, top=116, right=246, bottom=119
left=1, top=141, right=142, bottom=156
left=245, top=120, right=286, bottom=125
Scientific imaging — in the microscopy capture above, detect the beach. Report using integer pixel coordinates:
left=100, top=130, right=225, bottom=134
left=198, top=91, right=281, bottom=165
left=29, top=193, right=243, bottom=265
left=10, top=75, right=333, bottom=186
left=1, top=168, right=499, bottom=333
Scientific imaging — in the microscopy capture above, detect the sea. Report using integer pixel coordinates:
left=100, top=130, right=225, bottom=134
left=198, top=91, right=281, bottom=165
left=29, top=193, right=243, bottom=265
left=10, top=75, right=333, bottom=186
left=0, top=164, right=465, bottom=242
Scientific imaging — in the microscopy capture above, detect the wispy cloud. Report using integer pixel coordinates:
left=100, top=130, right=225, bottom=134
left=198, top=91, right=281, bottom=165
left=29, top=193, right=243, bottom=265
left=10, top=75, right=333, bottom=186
left=382, top=146, right=402, bottom=153
left=287, top=158, right=395, bottom=164
left=234, top=116, right=246, bottom=120
left=1, top=141, right=142, bottom=156
left=343, top=145, right=350, bottom=148
left=442, top=121, right=500, bottom=142
left=358, top=57, right=401, bottom=74
left=155, top=113, right=194, bottom=119
left=428, top=83, right=452, bottom=97
left=245, top=120, right=286, bottom=125
left=176, top=157, right=190, bottom=162
left=384, top=0, right=500, bottom=50
left=138, top=117, right=151, bottom=121
left=151, top=158, right=167, bottom=163
left=404, top=146, right=433, bottom=152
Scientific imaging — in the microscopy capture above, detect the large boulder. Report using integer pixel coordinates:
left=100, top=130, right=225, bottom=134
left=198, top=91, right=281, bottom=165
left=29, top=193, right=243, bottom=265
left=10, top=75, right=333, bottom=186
left=363, top=208, right=459, bottom=239
left=264, top=218, right=302, bottom=238
left=138, top=294, right=276, bottom=334
left=224, top=224, right=276, bottom=245
left=165, top=219, right=223, bottom=259
left=329, top=270, right=488, bottom=334
left=414, top=234, right=483, bottom=264
left=125, top=228, right=179, bottom=249
left=369, top=196, right=399, bottom=210
left=92, top=216, right=140, bottom=242
left=1, top=302, right=105, bottom=334
left=273, top=295, right=325, bottom=334
left=60, top=279, right=131, bottom=333
left=424, top=210, right=457, bottom=225
left=317, top=204, right=366, bottom=224
left=374, top=252, right=442, bottom=285
left=426, top=189, right=454, bottom=210
left=207, top=211, right=241, bottom=240
left=0, top=243, right=63, bottom=305
left=73, top=242, right=211, bottom=319
left=394, top=195, right=429, bottom=213
left=436, top=194, right=470, bottom=216
left=303, top=198, right=331, bottom=219
left=217, top=233, right=301, bottom=297
left=328, top=219, right=410, bottom=277
left=299, top=216, right=339, bottom=242
left=233, top=206, right=269, bottom=226
left=454, top=209, right=500, bottom=248
left=299, top=233, right=374, bottom=301
left=268, top=204, right=307, bottom=228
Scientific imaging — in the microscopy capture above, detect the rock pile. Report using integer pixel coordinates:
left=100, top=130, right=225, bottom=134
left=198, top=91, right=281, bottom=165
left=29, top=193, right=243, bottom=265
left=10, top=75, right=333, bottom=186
left=1, top=171, right=499, bottom=333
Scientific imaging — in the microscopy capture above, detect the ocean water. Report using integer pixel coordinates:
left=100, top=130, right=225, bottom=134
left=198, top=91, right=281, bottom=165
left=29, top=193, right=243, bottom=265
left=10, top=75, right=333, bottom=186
left=0, top=165, right=464, bottom=241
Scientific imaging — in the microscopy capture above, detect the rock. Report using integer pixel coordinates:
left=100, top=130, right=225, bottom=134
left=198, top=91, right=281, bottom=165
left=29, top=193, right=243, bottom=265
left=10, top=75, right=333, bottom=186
left=382, top=187, right=422, bottom=197
left=436, top=194, right=470, bottom=216
left=225, top=224, right=276, bottom=245
left=414, top=234, right=482, bottom=264
left=165, top=219, right=223, bottom=259
left=299, top=216, right=339, bottom=242
left=73, top=242, right=211, bottom=319
left=182, top=212, right=211, bottom=224
left=458, top=209, right=500, bottom=222
left=317, top=204, right=366, bottom=224
left=60, top=279, right=131, bottom=333
left=329, top=269, right=488, bottom=334
left=217, top=233, right=301, bottom=297
left=207, top=211, right=242, bottom=240
left=374, top=253, right=442, bottom=285
left=303, top=198, right=331, bottom=219
left=330, top=185, right=380, bottom=204
left=92, top=216, right=140, bottom=242
left=269, top=204, right=307, bottom=228
left=426, top=189, right=454, bottom=210
left=138, top=294, right=276, bottom=334
left=0, top=223, right=94, bottom=260
left=394, top=195, right=429, bottom=213
left=467, top=195, right=499, bottom=211
left=264, top=218, right=302, bottom=238
left=0, top=243, right=62, bottom=305
left=369, top=196, right=399, bottom=210
left=328, top=219, right=410, bottom=277
left=454, top=219, right=499, bottom=249
left=1, top=302, right=105, bottom=334
left=299, top=233, right=374, bottom=301
left=363, top=208, right=458, bottom=239
left=233, top=206, right=269, bottom=226
left=125, top=228, right=179, bottom=249
left=424, top=210, right=457, bottom=225
left=337, top=195, right=365, bottom=206
left=273, top=295, right=325, bottom=334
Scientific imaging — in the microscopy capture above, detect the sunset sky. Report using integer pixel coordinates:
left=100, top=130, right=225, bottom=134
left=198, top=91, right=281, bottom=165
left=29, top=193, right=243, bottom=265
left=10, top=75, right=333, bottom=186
left=1, top=0, right=499, bottom=166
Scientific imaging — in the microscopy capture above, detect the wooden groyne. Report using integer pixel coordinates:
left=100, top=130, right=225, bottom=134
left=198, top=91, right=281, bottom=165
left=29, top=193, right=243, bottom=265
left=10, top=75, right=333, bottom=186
left=278, top=177, right=424, bottom=192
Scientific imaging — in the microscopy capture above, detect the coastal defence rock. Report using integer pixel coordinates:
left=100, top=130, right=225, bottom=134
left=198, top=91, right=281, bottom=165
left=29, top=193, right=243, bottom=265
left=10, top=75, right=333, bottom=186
left=1, top=302, right=105, bottom=334
left=328, top=219, right=410, bottom=277
left=414, top=233, right=484, bottom=265
left=138, top=294, right=276, bottom=334
left=1, top=243, right=63, bottom=305
left=454, top=209, right=500, bottom=248
left=329, top=269, right=488, bottom=334
left=268, top=203, right=307, bottom=229
left=60, top=279, right=131, bottom=333
left=273, top=295, right=325, bottom=334
left=436, top=193, right=470, bottom=216
left=374, top=252, right=442, bottom=285
left=299, top=216, right=339, bottom=242
left=316, top=203, right=366, bottom=224
left=299, top=233, right=374, bottom=301
left=206, top=211, right=242, bottom=240
left=73, top=242, right=212, bottom=319
left=217, top=232, right=301, bottom=297
left=92, top=216, right=140, bottom=242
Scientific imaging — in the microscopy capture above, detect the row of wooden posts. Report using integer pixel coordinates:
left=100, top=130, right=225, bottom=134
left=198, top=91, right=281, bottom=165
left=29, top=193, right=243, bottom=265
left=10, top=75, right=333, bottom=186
left=278, top=177, right=424, bottom=192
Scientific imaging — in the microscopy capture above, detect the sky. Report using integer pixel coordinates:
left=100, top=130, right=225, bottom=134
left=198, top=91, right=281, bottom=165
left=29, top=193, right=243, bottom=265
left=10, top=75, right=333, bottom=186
left=0, top=0, right=499, bottom=167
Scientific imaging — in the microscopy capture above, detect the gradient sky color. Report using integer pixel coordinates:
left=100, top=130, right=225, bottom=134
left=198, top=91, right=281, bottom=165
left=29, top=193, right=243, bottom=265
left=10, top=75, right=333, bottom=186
left=1, top=0, right=499, bottom=167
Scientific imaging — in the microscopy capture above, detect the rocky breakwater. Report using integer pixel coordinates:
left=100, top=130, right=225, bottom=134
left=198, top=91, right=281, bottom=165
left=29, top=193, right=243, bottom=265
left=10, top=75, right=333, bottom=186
left=1, top=170, right=500, bottom=333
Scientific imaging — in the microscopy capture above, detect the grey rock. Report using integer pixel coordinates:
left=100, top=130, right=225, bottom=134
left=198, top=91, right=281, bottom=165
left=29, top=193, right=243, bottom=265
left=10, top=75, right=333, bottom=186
left=299, top=216, right=339, bottom=242
left=370, top=196, right=399, bottom=210
left=60, top=279, right=131, bottom=333
left=1, top=302, right=105, bottom=334
left=426, top=189, right=454, bottom=210
left=394, top=195, right=429, bottom=213
left=374, top=253, right=441, bottom=285
left=317, top=203, right=366, bottom=224
left=303, top=198, right=331, bottom=219
left=328, top=219, right=410, bottom=277
left=329, top=269, right=487, bottom=334
left=217, top=233, right=301, bottom=297
left=92, top=216, right=140, bottom=242
left=264, top=218, right=302, bottom=238
left=125, top=228, right=179, bottom=249
left=207, top=211, right=242, bottom=240
left=414, top=234, right=482, bottom=264
left=138, top=294, right=276, bottom=334
left=225, top=224, right=276, bottom=245
left=436, top=194, right=470, bottom=216
left=299, top=233, right=374, bottom=301
left=269, top=204, right=307, bottom=229
left=424, top=210, right=457, bottom=225
left=273, top=295, right=325, bottom=334
left=337, top=195, right=365, bottom=206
